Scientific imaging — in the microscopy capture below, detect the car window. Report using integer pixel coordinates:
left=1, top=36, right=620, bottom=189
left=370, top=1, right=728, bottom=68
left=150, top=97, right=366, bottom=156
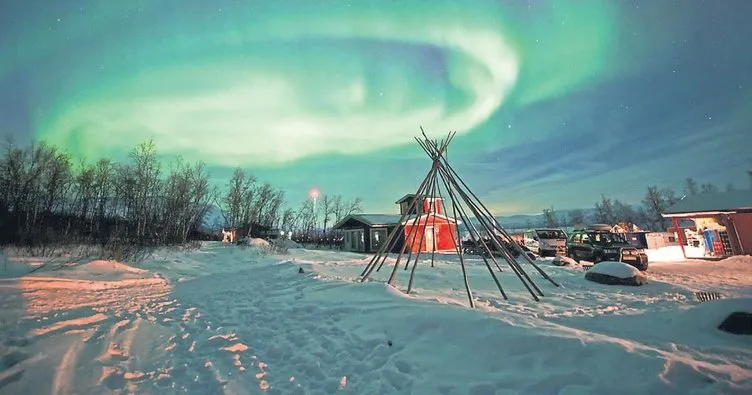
left=571, top=233, right=581, bottom=243
left=538, top=230, right=566, bottom=239
left=581, top=233, right=590, bottom=242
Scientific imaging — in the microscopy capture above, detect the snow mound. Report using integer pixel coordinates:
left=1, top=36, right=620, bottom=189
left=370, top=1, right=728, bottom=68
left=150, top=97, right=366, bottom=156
left=718, top=255, right=752, bottom=265
left=590, top=261, right=641, bottom=279
left=272, top=239, right=303, bottom=249
left=248, top=238, right=271, bottom=249
left=25, top=259, right=153, bottom=282
left=672, top=298, right=752, bottom=335
left=585, top=261, right=648, bottom=286
left=551, top=256, right=579, bottom=267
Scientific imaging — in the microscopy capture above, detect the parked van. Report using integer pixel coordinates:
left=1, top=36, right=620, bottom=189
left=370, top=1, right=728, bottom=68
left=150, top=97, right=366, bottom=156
left=523, top=228, right=568, bottom=257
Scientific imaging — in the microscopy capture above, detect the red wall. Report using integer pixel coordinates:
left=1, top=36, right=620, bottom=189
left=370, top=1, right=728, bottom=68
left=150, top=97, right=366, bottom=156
left=403, top=219, right=458, bottom=253
left=422, top=199, right=442, bottom=215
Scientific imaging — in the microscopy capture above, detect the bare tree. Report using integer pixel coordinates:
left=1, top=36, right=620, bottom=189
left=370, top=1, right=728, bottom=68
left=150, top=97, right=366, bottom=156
left=567, top=209, right=586, bottom=226
left=320, top=194, right=336, bottom=232
left=332, top=195, right=345, bottom=223
left=700, top=183, right=718, bottom=194
left=613, top=199, right=640, bottom=230
left=280, top=208, right=296, bottom=232
left=683, top=177, right=699, bottom=196
left=541, top=206, right=559, bottom=227
left=641, top=186, right=677, bottom=231
left=344, top=197, right=363, bottom=216
left=252, top=182, right=274, bottom=226
left=296, top=199, right=315, bottom=232
left=592, top=194, right=616, bottom=225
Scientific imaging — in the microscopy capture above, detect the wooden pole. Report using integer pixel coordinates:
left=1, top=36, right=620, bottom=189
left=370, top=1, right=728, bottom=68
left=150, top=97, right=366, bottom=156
left=428, top=139, right=559, bottom=287
left=421, top=139, right=541, bottom=301
left=671, top=216, right=687, bottom=259
left=406, top=167, right=441, bottom=294
left=435, top=158, right=476, bottom=307
left=415, top=137, right=504, bottom=272
left=437, top=158, right=508, bottom=302
left=445, top=171, right=540, bottom=300
left=385, top=167, right=438, bottom=285
left=422, top=139, right=510, bottom=301
left=360, top=161, right=438, bottom=280
left=428, top=138, right=441, bottom=268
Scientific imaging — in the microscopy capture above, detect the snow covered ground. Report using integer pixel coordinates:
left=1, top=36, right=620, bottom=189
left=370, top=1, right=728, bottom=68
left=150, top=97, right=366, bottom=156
left=0, top=243, right=750, bottom=395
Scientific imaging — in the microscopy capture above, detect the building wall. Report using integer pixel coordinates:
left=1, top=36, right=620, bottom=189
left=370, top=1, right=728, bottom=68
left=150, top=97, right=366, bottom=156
left=403, top=221, right=458, bottom=253
left=645, top=232, right=677, bottom=249
left=435, top=223, right=458, bottom=251
left=728, top=213, right=752, bottom=255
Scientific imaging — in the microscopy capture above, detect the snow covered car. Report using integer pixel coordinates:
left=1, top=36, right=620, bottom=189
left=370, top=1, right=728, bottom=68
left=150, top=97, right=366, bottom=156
left=566, top=228, right=649, bottom=271
left=523, top=228, right=567, bottom=257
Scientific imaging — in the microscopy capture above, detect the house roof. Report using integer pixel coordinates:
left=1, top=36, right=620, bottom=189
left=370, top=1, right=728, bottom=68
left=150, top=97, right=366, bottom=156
left=394, top=194, right=441, bottom=204
left=662, top=189, right=752, bottom=218
left=332, top=214, right=411, bottom=229
left=401, top=213, right=461, bottom=225
left=331, top=212, right=464, bottom=229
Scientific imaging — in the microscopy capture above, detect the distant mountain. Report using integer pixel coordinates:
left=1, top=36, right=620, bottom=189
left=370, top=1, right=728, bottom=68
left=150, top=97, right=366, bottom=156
left=198, top=205, right=598, bottom=233
left=494, top=208, right=597, bottom=230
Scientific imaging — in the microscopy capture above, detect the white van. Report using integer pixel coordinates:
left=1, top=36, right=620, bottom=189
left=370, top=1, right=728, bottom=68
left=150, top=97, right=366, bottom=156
left=523, top=228, right=568, bottom=257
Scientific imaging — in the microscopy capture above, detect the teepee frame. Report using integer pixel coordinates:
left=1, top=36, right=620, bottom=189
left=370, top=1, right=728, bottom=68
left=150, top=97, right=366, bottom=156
left=360, top=129, right=559, bottom=308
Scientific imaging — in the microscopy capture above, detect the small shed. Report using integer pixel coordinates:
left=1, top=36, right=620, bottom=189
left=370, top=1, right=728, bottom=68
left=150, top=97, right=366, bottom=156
left=662, top=189, right=752, bottom=257
left=331, top=214, right=404, bottom=253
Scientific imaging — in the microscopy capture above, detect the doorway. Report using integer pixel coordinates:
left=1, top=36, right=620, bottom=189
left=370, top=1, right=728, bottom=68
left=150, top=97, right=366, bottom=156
left=424, top=226, right=437, bottom=251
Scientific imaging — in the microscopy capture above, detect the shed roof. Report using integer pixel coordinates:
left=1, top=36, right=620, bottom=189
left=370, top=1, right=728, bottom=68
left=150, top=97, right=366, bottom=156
left=662, top=189, right=752, bottom=218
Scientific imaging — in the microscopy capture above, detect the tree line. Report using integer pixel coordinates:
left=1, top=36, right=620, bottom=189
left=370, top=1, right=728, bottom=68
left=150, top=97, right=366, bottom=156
left=0, top=138, right=362, bottom=256
left=538, top=177, right=738, bottom=231
left=214, top=167, right=363, bottom=237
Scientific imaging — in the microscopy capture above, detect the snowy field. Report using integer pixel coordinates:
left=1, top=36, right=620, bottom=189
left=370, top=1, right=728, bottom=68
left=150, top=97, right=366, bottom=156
left=0, top=243, right=750, bottom=395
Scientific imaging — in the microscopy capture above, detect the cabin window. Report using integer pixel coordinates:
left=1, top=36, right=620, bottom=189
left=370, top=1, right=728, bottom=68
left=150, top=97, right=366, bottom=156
left=371, top=228, right=388, bottom=251
left=357, top=230, right=364, bottom=251
left=345, top=229, right=365, bottom=251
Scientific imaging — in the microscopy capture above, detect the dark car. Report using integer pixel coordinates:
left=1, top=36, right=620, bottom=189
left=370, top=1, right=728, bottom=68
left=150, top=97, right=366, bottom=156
left=462, top=237, right=524, bottom=258
left=566, top=229, right=649, bottom=271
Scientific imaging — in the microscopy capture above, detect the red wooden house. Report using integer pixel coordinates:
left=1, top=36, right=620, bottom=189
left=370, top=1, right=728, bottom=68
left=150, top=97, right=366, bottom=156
left=332, top=194, right=461, bottom=253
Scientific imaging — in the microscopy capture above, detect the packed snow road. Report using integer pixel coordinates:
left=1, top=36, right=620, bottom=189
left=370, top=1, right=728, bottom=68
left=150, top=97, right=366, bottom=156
left=1, top=242, right=750, bottom=395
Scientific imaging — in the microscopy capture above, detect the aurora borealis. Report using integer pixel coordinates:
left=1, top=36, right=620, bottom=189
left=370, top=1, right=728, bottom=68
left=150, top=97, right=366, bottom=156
left=2, top=0, right=751, bottom=214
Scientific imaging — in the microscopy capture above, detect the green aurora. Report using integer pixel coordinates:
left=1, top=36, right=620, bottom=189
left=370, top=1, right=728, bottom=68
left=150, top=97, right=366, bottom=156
left=1, top=0, right=750, bottom=213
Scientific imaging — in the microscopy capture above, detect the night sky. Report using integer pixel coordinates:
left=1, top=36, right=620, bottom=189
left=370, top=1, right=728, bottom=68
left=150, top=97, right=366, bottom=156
left=1, top=0, right=750, bottom=215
